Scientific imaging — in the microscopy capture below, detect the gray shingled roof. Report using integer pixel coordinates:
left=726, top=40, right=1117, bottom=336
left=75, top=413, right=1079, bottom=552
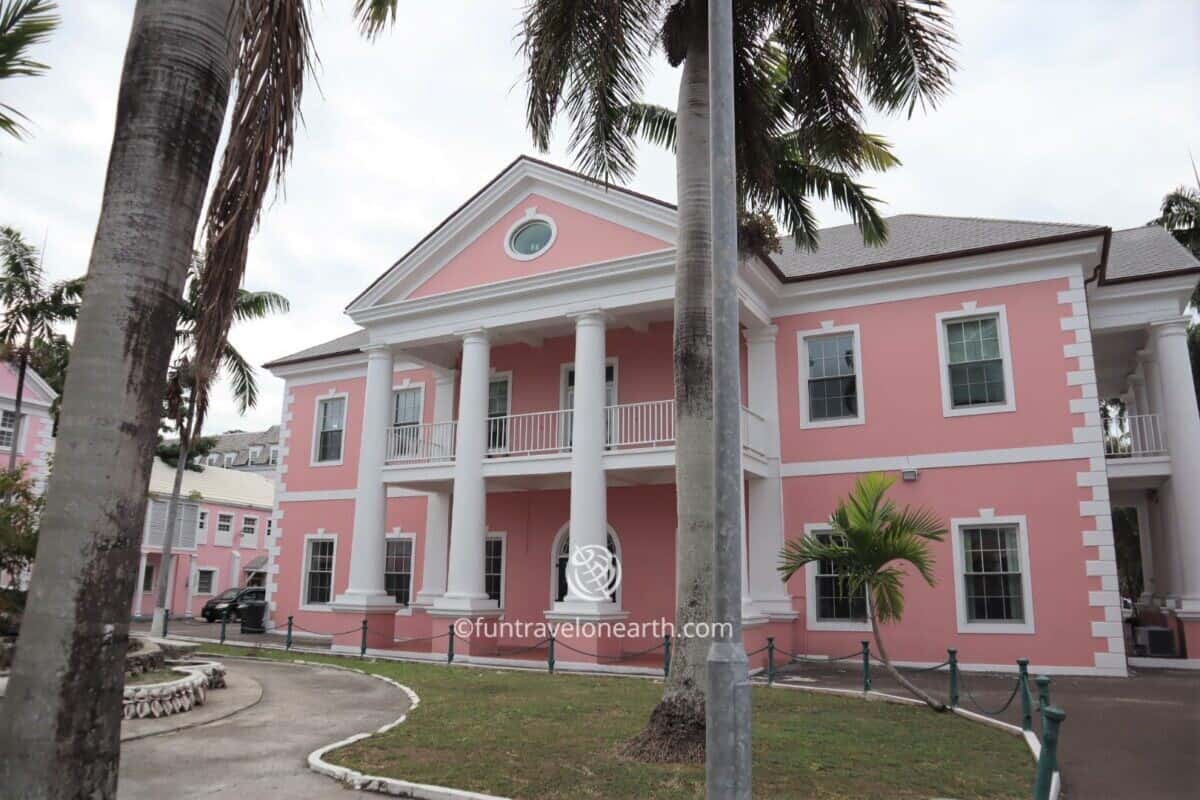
left=205, top=426, right=280, bottom=468
left=1104, top=226, right=1200, bottom=282
left=263, top=329, right=368, bottom=368
left=770, top=214, right=1103, bottom=279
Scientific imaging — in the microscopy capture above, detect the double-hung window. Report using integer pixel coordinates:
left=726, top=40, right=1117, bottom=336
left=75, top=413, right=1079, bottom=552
left=806, top=333, right=858, bottom=421
left=484, top=536, right=504, bottom=604
left=962, top=526, right=1024, bottom=623
left=196, top=568, right=215, bottom=595
left=268, top=446, right=279, bottom=465
left=215, top=513, right=234, bottom=547
left=0, top=410, right=18, bottom=450
left=314, top=396, right=346, bottom=463
left=305, top=538, right=335, bottom=605
left=562, top=363, right=617, bottom=446
left=384, top=538, right=414, bottom=605
left=240, top=516, right=258, bottom=548
left=813, top=532, right=868, bottom=622
left=392, top=387, right=423, bottom=457
left=142, top=564, right=155, bottom=593
left=937, top=308, right=1015, bottom=416
left=486, top=378, right=510, bottom=452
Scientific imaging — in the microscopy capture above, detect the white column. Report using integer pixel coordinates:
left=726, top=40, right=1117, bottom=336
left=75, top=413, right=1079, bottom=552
left=1139, top=346, right=1182, bottom=605
left=1152, top=319, right=1200, bottom=616
left=434, top=330, right=496, bottom=614
left=1130, top=374, right=1149, bottom=417
left=184, top=554, right=196, bottom=618
left=133, top=552, right=148, bottom=617
left=1135, top=499, right=1156, bottom=605
left=744, top=326, right=794, bottom=618
left=415, top=370, right=456, bottom=607
left=552, top=311, right=622, bottom=617
left=333, top=344, right=396, bottom=611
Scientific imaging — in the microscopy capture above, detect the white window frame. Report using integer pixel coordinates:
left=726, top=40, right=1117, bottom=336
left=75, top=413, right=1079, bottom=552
left=240, top=515, right=259, bottom=547
left=197, top=510, right=208, bottom=545
left=802, top=523, right=871, bottom=632
left=0, top=408, right=24, bottom=453
left=215, top=513, right=234, bottom=547
left=311, top=391, right=349, bottom=467
left=484, top=531, right=507, bottom=608
left=502, top=209, right=558, bottom=262
left=195, top=567, right=219, bottom=596
left=207, top=453, right=221, bottom=466
left=950, top=512, right=1035, bottom=634
left=223, top=452, right=236, bottom=468
left=384, top=530, right=417, bottom=615
left=485, top=372, right=513, bottom=454
left=268, top=446, right=280, bottom=465
left=797, top=323, right=866, bottom=429
left=142, top=563, right=155, bottom=593
left=249, top=445, right=263, bottom=463
left=265, top=518, right=273, bottom=537
left=300, top=532, right=337, bottom=612
left=935, top=305, right=1016, bottom=418
left=558, top=359, right=620, bottom=410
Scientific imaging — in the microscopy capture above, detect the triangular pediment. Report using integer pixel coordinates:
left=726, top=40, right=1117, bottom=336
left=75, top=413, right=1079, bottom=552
left=347, top=157, right=676, bottom=313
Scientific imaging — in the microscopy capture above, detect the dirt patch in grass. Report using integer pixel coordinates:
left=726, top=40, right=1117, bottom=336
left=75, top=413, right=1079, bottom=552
left=203, top=645, right=1031, bottom=799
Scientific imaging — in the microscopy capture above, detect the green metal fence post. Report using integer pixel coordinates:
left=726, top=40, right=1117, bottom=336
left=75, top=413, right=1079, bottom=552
left=1017, top=658, right=1032, bottom=731
left=766, top=637, right=776, bottom=686
left=286, top=616, right=294, bottom=651
left=1036, top=675, right=1051, bottom=732
left=163, top=610, right=170, bottom=638
left=447, top=624, right=455, bottom=664
left=360, top=618, right=368, bottom=657
left=220, top=610, right=227, bottom=644
left=662, top=633, right=671, bottom=678
left=861, top=641, right=871, bottom=693
left=1032, top=706, right=1065, bottom=800
left=948, top=649, right=959, bottom=709
left=548, top=635, right=555, bottom=674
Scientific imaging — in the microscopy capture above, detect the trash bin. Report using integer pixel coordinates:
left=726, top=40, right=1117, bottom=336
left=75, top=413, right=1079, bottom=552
left=239, top=599, right=267, bottom=634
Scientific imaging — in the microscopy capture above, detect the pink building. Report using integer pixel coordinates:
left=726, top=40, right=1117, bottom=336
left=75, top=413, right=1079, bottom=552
left=0, top=361, right=56, bottom=493
left=130, top=459, right=275, bottom=620
left=263, top=157, right=1200, bottom=675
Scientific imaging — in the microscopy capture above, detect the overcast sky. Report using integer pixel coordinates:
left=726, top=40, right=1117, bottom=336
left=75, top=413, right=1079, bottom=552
left=0, top=1, right=1196, bottom=436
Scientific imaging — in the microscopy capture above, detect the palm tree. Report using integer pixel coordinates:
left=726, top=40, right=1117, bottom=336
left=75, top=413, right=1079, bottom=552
left=0, top=0, right=59, bottom=138
left=521, top=0, right=955, bottom=758
left=778, top=473, right=947, bottom=710
left=0, top=227, right=83, bottom=472
left=0, top=3, right=397, bottom=795
left=149, top=259, right=288, bottom=637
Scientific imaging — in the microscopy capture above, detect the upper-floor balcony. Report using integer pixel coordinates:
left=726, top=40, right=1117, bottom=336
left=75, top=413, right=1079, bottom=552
left=381, top=399, right=771, bottom=487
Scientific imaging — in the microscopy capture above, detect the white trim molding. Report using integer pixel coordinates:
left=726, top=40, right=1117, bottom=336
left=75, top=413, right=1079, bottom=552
left=950, top=512, right=1036, bottom=635
left=384, top=528, right=418, bottom=616
left=484, top=530, right=508, bottom=610
left=796, top=322, right=866, bottom=429
left=802, top=523, right=871, bottom=633
left=934, top=303, right=1017, bottom=418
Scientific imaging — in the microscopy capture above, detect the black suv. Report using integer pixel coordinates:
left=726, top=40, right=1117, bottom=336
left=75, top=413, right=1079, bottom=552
left=201, top=586, right=265, bottom=622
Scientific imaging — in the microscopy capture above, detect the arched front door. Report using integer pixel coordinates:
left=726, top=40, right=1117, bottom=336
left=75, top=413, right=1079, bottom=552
left=555, top=532, right=619, bottom=603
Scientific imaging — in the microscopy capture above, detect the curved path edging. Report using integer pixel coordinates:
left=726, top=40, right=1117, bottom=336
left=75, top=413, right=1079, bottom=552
left=204, top=653, right=509, bottom=800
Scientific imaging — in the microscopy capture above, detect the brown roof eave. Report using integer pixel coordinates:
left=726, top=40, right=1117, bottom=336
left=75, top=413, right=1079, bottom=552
left=262, top=347, right=364, bottom=370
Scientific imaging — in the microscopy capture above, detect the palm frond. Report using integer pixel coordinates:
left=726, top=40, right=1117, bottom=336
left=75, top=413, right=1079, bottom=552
left=232, top=288, right=290, bottom=321
left=857, top=0, right=957, bottom=116
left=197, top=0, right=313, bottom=393
left=221, top=341, right=259, bottom=415
left=352, top=0, right=397, bottom=40
left=749, top=158, right=887, bottom=251
left=620, top=101, right=676, bottom=151
left=0, top=0, right=60, bottom=138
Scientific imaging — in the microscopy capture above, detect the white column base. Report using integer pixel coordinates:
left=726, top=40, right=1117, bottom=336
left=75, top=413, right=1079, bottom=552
left=330, top=590, right=397, bottom=614
left=750, top=596, right=798, bottom=620
left=411, top=591, right=443, bottom=608
left=740, top=601, right=768, bottom=627
left=430, top=593, right=501, bottom=616
left=545, top=600, right=629, bottom=621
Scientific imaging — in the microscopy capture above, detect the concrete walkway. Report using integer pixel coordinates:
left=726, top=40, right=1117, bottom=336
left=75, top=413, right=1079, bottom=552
left=771, top=659, right=1199, bottom=800
left=119, top=658, right=410, bottom=799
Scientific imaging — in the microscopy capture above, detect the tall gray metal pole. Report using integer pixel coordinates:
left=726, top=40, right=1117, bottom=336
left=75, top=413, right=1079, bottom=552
left=706, top=0, right=752, bottom=797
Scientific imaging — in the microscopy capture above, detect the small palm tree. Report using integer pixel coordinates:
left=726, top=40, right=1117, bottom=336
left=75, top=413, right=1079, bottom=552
left=149, top=258, right=288, bottom=637
left=0, top=0, right=59, bottom=139
left=0, top=227, right=83, bottom=471
left=778, top=473, right=947, bottom=710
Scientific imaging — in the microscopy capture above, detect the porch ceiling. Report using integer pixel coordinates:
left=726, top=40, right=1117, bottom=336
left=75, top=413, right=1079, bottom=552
left=1093, top=327, right=1148, bottom=398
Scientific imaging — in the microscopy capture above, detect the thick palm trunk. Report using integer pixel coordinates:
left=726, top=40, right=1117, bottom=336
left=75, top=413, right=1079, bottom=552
left=7, top=326, right=32, bottom=472
left=149, top=435, right=189, bottom=636
left=869, top=609, right=946, bottom=711
left=0, top=3, right=240, bottom=797
left=626, top=22, right=712, bottom=763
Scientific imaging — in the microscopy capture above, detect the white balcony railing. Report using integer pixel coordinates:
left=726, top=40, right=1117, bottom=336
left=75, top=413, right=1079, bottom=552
left=741, top=406, right=769, bottom=458
left=606, top=399, right=675, bottom=450
left=386, top=399, right=774, bottom=466
left=386, top=421, right=457, bottom=462
left=1104, top=413, right=1167, bottom=458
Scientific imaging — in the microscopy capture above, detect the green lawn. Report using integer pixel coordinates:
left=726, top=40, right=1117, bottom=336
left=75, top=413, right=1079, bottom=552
left=202, top=645, right=1031, bottom=799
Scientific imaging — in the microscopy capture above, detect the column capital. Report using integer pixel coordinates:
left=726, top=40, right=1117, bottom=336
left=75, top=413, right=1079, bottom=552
left=1150, top=317, right=1191, bottom=339
left=433, top=368, right=458, bottom=386
left=567, top=308, right=608, bottom=326
left=362, top=343, right=393, bottom=358
left=455, top=327, right=489, bottom=344
left=1135, top=347, right=1155, bottom=365
left=744, top=325, right=779, bottom=345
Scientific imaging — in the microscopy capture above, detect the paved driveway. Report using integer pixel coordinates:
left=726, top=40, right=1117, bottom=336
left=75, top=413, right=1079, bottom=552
left=772, top=660, right=1199, bottom=800
left=119, top=658, right=409, bottom=799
